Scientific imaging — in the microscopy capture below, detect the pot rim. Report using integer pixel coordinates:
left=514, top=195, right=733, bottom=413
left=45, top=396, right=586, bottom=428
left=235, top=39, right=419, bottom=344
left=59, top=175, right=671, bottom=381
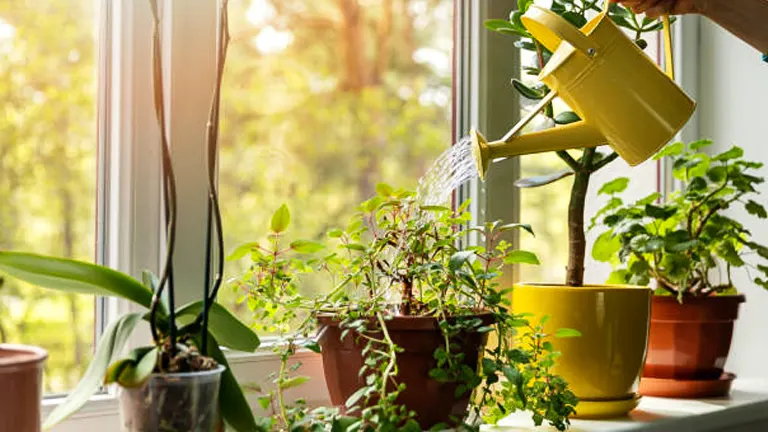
left=145, top=364, right=226, bottom=380
left=0, top=344, right=48, bottom=370
left=315, top=310, right=495, bottom=331
left=651, top=293, right=746, bottom=303
left=515, top=282, right=651, bottom=291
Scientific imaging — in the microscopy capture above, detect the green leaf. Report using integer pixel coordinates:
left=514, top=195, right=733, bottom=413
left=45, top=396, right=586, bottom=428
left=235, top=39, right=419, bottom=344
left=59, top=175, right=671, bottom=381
left=290, top=240, right=326, bottom=254
left=280, top=375, right=310, bottom=390
left=498, top=223, right=535, bottom=236
left=665, top=230, right=698, bottom=253
left=331, top=417, right=358, bottom=432
left=561, top=11, right=587, bottom=28
left=718, top=242, right=745, bottom=267
left=400, top=420, right=422, bottom=432
left=346, top=387, right=368, bottom=408
left=653, top=142, right=685, bottom=160
left=104, top=345, right=153, bottom=386
left=746, top=200, right=767, bottom=219
left=202, top=334, right=259, bottom=432
left=304, top=341, right=322, bottom=353
left=598, top=177, right=629, bottom=195
left=511, top=79, right=545, bottom=100
left=327, top=229, right=344, bottom=238
left=449, top=250, right=475, bottom=271
left=514, top=170, right=574, bottom=188
left=375, top=183, right=393, bottom=196
left=606, top=269, right=629, bottom=284
left=482, top=357, right=498, bottom=374
left=176, top=301, right=260, bottom=352
left=714, top=146, right=744, bottom=161
left=0, top=252, right=153, bottom=309
left=645, top=204, right=676, bottom=220
left=554, top=111, right=580, bottom=125
left=591, top=231, right=621, bottom=262
left=504, top=250, right=540, bottom=265
left=690, top=139, right=713, bottom=150
left=484, top=19, right=514, bottom=31
left=630, top=234, right=665, bottom=253
left=271, top=204, right=291, bottom=233
left=257, top=395, right=272, bottom=411
left=44, top=313, right=143, bottom=429
left=227, top=242, right=260, bottom=261
left=117, top=347, right=158, bottom=388
left=555, top=328, right=582, bottom=338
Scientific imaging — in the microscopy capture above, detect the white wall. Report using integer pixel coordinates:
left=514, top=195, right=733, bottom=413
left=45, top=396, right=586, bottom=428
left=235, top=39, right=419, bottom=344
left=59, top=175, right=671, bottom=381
left=697, top=19, right=768, bottom=379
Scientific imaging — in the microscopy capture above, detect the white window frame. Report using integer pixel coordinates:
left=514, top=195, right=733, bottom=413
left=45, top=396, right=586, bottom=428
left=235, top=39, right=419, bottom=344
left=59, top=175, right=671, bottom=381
left=42, top=0, right=520, bottom=429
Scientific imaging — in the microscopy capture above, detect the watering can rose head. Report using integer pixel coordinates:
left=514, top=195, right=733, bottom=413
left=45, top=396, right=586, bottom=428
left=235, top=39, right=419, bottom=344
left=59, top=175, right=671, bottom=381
left=472, top=5, right=695, bottom=180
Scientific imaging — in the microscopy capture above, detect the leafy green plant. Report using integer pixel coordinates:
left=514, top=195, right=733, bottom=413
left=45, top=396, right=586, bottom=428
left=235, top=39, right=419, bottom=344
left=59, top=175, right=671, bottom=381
left=591, top=140, right=768, bottom=298
left=485, top=0, right=671, bottom=286
left=232, top=186, right=580, bottom=431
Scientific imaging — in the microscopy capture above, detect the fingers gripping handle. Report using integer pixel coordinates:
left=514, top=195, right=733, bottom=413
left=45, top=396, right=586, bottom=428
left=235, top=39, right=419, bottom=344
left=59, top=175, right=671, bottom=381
left=603, top=0, right=675, bottom=80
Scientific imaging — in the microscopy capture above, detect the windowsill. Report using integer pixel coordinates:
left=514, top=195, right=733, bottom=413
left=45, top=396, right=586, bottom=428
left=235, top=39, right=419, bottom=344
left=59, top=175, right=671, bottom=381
left=490, top=379, right=768, bottom=431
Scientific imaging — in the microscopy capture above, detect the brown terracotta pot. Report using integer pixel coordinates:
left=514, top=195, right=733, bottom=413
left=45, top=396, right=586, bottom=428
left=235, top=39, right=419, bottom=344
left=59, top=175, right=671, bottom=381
left=317, top=313, right=492, bottom=428
left=643, top=294, right=744, bottom=380
left=0, top=344, right=47, bottom=432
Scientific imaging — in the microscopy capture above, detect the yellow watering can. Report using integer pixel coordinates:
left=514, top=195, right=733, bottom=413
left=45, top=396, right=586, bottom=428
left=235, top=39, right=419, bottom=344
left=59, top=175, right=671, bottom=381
left=471, top=5, right=696, bottom=179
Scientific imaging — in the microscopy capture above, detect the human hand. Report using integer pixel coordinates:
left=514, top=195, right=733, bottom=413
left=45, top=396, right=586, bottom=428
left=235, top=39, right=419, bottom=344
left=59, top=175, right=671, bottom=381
left=608, top=0, right=706, bottom=18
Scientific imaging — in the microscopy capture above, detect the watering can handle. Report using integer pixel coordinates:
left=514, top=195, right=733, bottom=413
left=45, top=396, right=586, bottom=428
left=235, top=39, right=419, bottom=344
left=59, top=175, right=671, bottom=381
left=600, top=0, right=675, bottom=80
left=520, top=6, right=599, bottom=57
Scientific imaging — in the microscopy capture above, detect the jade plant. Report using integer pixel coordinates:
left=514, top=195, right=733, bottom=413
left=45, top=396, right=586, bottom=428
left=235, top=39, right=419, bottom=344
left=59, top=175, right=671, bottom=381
left=591, top=140, right=768, bottom=298
left=485, top=0, right=672, bottom=286
left=0, top=0, right=262, bottom=430
left=231, top=186, right=580, bottom=431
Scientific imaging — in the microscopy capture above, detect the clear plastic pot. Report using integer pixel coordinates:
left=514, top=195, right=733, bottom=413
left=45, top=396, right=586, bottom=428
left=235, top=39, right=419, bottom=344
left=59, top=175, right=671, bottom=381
left=119, top=365, right=225, bottom=432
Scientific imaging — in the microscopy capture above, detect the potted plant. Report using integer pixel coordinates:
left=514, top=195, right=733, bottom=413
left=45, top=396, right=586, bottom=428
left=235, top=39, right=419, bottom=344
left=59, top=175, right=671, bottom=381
left=0, top=277, right=49, bottom=432
left=592, top=139, right=768, bottom=398
left=481, top=0, right=671, bottom=418
left=231, top=188, right=581, bottom=430
left=0, top=1, right=262, bottom=430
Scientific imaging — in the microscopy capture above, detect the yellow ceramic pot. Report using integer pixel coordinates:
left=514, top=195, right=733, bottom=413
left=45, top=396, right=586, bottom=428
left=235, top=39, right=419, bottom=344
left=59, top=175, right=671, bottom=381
left=512, top=283, right=651, bottom=418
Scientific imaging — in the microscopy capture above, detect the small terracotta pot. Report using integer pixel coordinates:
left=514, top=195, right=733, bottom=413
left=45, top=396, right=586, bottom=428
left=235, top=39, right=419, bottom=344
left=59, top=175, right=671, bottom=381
left=643, top=294, right=744, bottom=380
left=317, top=313, right=492, bottom=428
left=0, top=344, right=48, bottom=432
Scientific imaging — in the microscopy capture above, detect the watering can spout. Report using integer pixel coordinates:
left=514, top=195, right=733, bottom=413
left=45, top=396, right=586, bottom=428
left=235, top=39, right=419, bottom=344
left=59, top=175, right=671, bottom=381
left=471, top=121, right=605, bottom=180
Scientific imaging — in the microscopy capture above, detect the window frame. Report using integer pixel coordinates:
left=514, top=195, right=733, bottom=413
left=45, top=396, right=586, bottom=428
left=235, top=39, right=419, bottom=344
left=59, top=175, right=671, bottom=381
left=43, top=0, right=533, bottom=428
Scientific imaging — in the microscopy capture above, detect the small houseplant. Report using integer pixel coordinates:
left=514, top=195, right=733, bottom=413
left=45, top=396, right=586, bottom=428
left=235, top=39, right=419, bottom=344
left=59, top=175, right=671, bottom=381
left=482, top=0, right=672, bottom=417
left=0, top=1, right=262, bottom=430
left=232, top=188, right=581, bottom=430
left=592, top=139, right=768, bottom=397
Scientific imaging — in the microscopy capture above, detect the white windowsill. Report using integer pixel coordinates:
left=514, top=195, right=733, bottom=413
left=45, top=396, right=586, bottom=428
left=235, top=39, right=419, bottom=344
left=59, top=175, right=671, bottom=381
left=44, top=352, right=768, bottom=432
left=492, top=379, right=768, bottom=432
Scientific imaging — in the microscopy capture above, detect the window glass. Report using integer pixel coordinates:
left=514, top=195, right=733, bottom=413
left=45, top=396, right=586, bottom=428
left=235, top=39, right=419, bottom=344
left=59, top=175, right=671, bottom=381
left=0, top=0, right=97, bottom=394
left=218, top=0, right=453, bottom=325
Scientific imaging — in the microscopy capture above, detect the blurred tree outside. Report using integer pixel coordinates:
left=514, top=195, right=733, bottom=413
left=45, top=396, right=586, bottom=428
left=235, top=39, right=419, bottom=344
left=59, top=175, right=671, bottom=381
left=218, top=0, right=455, bottom=323
left=0, top=0, right=97, bottom=394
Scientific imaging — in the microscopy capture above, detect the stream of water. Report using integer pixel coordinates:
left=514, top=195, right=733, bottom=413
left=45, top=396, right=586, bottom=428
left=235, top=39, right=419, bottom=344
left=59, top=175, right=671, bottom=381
left=415, top=136, right=478, bottom=207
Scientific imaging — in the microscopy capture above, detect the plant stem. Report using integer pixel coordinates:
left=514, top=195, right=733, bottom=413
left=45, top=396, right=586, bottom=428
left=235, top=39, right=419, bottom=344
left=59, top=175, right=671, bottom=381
left=565, top=151, right=595, bottom=287
left=277, top=355, right=289, bottom=426
left=376, top=312, right=398, bottom=401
